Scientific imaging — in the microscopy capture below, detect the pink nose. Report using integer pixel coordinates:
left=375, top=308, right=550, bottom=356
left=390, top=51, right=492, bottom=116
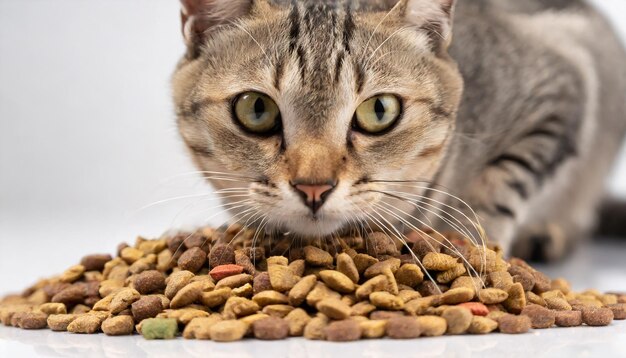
left=293, top=183, right=336, bottom=213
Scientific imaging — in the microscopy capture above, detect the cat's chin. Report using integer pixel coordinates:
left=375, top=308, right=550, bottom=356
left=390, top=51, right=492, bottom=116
left=270, top=215, right=348, bottom=238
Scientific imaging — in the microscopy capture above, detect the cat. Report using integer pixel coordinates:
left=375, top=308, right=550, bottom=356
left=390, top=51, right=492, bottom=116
left=173, top=0, right=626, bottom=262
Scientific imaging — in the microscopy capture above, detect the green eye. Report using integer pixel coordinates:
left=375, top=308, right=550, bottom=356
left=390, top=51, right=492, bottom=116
left=355, top=94, right=402, bottom=134
left=234, top=92, right=281, bottom=134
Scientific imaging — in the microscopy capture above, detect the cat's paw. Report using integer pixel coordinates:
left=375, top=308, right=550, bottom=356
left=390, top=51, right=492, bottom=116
left=511, top=223, right=571, bottom=263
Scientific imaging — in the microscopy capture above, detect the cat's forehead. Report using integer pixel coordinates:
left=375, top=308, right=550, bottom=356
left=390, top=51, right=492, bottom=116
left=270, top=0, right=395, bottom=12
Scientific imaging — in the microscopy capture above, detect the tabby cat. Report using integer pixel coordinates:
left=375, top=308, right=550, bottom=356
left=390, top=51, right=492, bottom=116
left=173, top=0, right=626, bottom=261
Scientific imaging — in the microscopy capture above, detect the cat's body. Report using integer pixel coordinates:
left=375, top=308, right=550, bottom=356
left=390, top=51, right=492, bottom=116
left=440, top=0, right=626, bottom=259
left=173, top=0, right=626, bottom=261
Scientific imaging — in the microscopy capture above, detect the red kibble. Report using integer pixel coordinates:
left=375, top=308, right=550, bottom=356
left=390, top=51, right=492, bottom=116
left=458, top=302, right=489, bottom=316
left=209, top=264, right=244, bottom=281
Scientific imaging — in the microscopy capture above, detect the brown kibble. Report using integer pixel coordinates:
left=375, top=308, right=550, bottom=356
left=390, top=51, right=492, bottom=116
left=67, top=314, right=103, bottom=334
left=419, top=281, right=448, bottom=297
left=416, top=316, right=447, bottom=337
left=262, top=304, right=294, bottom=318
left=208, top=243, right=236, bottom=269
left=210, top=320, right=249, bottom=342
left=102, top=316, right=134, bottom=336
left=366, top=232, right=398, bottom=258
left=503, top=282, right=526, bottom=314
left=288, top=259, right=306, bottom=277
left=395, top=264, right=424, bottom=288
left=285, top=308, right=311, bottom=336
left=608, top=304, right=626, bottom=320
left=551, top=278, right=572, bottom=295
left=60, top=265, right=86, bottom=283
left=442, top=306, right=472, bottom=334
left=307, top=282, right=342, bottom=307
left=183, top=316, right=222, bottom=340
left=110, top=288, right=141, bottom=314
left=289, top=275, right=317, bottom=306
left=223, top=297, right=260, bottom=319
left=353, top=254, right=378, bottom=274
left=437, top=264, right=467, bottom=284
left=235, top=251, right=255, bottom=275
left=555, top=310, right=582, bottom=327
left=581, top=307, right=614, bottom=326
left=316, top=298, right=351, bottom=320
left=398, top=290, right=422, bottom=303
left=303, top=315, right=329, bottom=340
left=253, top=272, right=272, bottom=294
left=178, top=248, right=206, bottom=273
left=200, top=287, right=232, bottom=308
left=498, top=314, right=532, bottom=334
left=252, top=317, right=289, bottom=340
left=532, top=271, right=552, bottom=294
left=478, top=288, right=509, bottom=305
left=468, top=316, right=498, bottom=334
left=404, top=296, right=439, bottom=316
left=508, top=265, right=535, bottom=292
left=253, top=290, right=289, bottom=307
left=170, top=282, right=204, bottom=309
left=488, top=271, right=514, bottom=291
left=134, top=270, right=166, bottom=295
left=422, top=253, right=458, bottom=271
left=364, top=258, right=401, bottom=278
left=51, top=285, right=84, bottom=306
left=356, top=275, right=391, bottom=300
left=442, top=287, right=474, bottom=305
left=121, top=247, right=144, bottom=264
left=81, top=254, right=112, bottom=272
left=38, top=303, right=67, bottom=316
left=303, top=246, right=333, bottom=267
left=215, top=273, right=253, bottom=289
left=165, top=270, right=195, bottom=299
left=20, top=312, right=48, bottom=330
left=319, top=270, right=355, bottom=293
left=526, top=291, right=547, bottom=306
left=336, top=253, right=359, bottom=283
left=370, top=292, right=405, bottom=311
left=521, top=304, right=555, bottom=329
left=545, top=297, right=572, bottom=311
left=47, top=314, right=78, bottom=331
left=360, top=320, right=387, bottom=338
left=131, top=296, right=163, bottom=322
left=324, top=320, right=362, bottom=342
left=268, top=260, right=299, bottom=292
left=386, top=316, right=421, bottom=339
left=351, top=301, right=376, bottom=316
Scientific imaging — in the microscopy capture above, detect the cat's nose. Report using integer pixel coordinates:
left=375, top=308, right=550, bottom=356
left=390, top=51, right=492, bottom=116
left=292, top=180, right=337, bottom=214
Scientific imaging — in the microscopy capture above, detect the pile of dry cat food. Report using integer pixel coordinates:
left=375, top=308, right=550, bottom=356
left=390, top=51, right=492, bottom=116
left=1, top=226, right=624, bottom=342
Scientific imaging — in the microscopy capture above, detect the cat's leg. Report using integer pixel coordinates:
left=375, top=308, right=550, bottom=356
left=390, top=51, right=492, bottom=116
left=457, top=112, right=588, bottom=258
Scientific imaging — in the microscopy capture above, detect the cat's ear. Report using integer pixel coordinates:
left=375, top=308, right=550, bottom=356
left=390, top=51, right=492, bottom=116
left=180, top=0, right=265, bottom=56
left=394, top=0, right=456, bottom=52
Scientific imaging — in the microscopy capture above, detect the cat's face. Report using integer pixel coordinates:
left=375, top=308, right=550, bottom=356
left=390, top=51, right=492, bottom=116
left=173, top=0, right=462, bottom=237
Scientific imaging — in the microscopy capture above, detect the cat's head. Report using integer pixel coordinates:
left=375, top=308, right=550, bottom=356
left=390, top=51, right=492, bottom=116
left=173, top=0, right=463, bottom=237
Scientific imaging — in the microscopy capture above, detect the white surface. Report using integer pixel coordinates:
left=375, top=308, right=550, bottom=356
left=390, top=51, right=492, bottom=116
left=1, top=322, right=625, bottom=358
left=1, top=1, right=626, bottom=357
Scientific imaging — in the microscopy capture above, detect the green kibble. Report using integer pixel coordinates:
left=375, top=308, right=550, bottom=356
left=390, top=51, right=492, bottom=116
left=141, top=318, right=179, bottom=340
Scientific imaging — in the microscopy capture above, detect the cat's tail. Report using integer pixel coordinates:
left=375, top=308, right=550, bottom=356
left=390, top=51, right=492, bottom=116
left=596, top=197, right=626, bottom=237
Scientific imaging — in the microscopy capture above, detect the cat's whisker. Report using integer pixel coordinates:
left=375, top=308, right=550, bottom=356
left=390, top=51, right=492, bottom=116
left=360, top=0, right=405, bottom=62
left=376, top=189, right=482, bottom=248
left=365, top=26, right=412, bottom=68
left=373, top=200, right=485, bottom=285
left=355, top=200, right=440, bottom=291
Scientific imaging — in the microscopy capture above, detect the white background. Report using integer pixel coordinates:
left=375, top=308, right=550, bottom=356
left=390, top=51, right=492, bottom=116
left=1, top=0, right=626, bottom=294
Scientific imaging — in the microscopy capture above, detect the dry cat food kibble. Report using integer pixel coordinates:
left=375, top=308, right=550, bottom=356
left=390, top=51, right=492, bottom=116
left=0, top=226, right=622, bottom=343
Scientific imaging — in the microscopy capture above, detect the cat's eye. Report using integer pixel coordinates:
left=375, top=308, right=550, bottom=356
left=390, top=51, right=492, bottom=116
left=354, top=94, right=402, bottom=134
left=234, top=92, right=281, bottom=134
